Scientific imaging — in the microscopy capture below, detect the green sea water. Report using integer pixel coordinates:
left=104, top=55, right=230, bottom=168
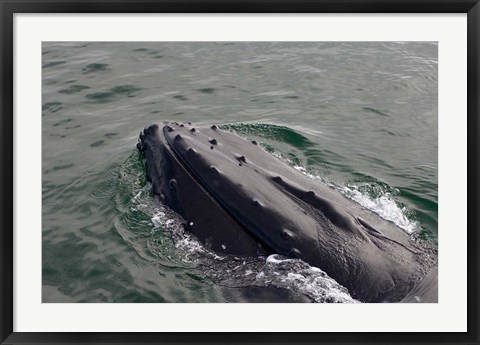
left=42, top=42, right=437, bottom=303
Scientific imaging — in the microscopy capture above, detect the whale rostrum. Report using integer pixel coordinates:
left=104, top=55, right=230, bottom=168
left=137, top=121, right=436, bottom=303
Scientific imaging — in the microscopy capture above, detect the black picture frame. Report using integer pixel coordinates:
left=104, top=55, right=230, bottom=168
left=1, top=1, right=478, bottom=344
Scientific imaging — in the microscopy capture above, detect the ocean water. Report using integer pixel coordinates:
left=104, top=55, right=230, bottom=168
left=42, top=42, right=438, bottom=303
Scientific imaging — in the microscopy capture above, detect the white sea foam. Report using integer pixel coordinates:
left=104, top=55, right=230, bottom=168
left=151, top=210, right=165, bottom=228
left=292, top=164, right=419, bottom=234
left=341, top=185, right=419, bottom=234
left=257, top=255, right=359, bottom=303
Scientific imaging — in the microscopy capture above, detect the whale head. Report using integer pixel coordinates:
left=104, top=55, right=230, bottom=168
left=137, top=121, right=429, bottom=302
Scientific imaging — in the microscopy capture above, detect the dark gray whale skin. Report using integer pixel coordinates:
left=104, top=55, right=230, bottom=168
left=137, top=121, right=431, bottom=303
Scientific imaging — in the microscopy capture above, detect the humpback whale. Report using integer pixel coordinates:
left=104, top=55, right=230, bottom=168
left=137, top=121, right=435, bottom=303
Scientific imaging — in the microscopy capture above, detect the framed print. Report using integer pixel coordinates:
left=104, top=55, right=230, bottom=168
left=1, top=1, right=479, bottom=345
